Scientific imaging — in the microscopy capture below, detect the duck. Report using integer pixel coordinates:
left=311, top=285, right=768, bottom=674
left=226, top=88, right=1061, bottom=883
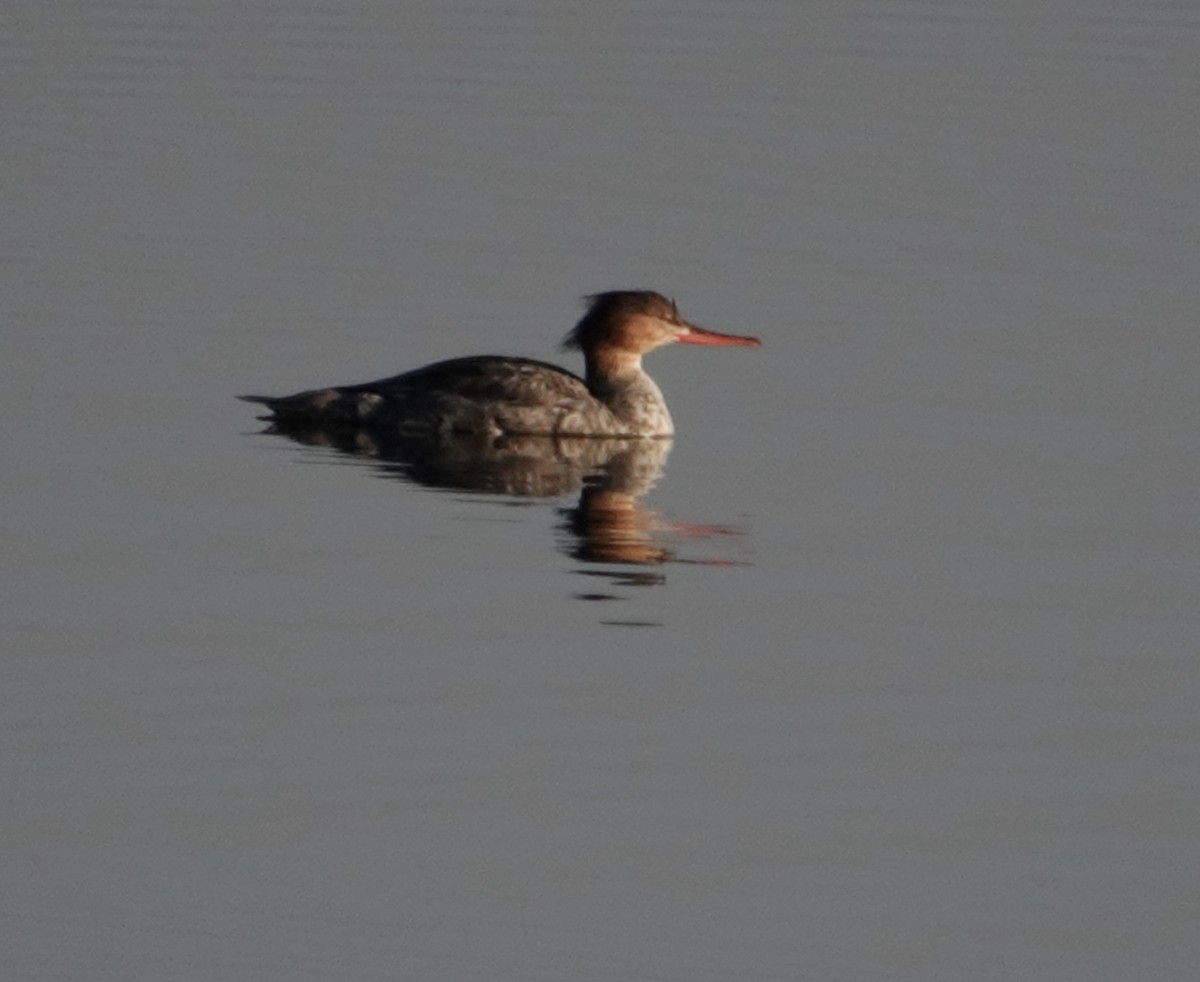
left=240, top=290, right=760, bottom=438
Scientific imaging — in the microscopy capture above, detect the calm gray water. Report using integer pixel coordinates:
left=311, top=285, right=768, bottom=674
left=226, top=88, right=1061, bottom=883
left=4, top=1, right=1198, bottom=979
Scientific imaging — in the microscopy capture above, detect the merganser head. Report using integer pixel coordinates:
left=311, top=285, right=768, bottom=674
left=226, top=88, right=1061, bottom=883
left=562, top=290, right=761, bottom=358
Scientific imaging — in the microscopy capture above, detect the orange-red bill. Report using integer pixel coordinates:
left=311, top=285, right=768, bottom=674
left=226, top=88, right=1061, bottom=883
left=677, top=324, right=762, bottom=347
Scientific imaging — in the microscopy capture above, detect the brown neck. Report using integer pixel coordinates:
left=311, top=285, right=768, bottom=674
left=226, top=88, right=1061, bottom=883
left=584, top=347, right=642, bottom=389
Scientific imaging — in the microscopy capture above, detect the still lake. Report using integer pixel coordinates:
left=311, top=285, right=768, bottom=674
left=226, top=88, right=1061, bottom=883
left=4, top=1, right=1198, bottom=979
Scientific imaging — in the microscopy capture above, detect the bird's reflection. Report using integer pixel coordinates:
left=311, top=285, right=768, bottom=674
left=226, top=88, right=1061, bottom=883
left=254, top=421, right=746, bottom=606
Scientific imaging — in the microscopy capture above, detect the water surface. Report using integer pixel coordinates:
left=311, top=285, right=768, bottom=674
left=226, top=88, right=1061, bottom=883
left=4, top=1, right=1198, bottom=979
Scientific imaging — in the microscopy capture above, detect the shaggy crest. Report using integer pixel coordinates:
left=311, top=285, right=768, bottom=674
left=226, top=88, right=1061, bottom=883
left=561, top=290, right=679, bottom=351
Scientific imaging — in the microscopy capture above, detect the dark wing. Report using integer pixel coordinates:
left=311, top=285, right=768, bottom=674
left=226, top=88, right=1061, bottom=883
left=353, top=356, right=591, bottom=406
left=240, top=356, right=593, bottom=431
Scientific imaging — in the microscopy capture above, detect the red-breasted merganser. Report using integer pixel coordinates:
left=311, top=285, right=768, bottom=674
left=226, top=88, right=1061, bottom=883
left=240, top=291, right=760, bottom=437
